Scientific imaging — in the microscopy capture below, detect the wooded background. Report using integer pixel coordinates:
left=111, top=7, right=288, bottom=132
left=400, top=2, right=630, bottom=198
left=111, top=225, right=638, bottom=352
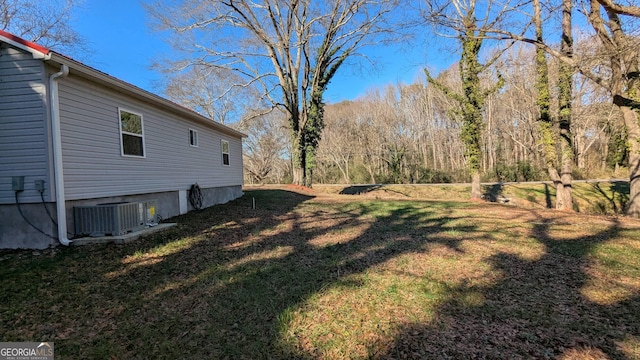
left=241, top=46, right=626, bottom=185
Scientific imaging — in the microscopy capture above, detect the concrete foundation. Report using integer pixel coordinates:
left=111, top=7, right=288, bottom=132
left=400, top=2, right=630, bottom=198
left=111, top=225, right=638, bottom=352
left=71, top=223, right=177, bottom=246
left=0, top=202, right=58, bottom=249
left=0, top=185, right=243, bottom=249
left=195, top=185, right=244, bottom=211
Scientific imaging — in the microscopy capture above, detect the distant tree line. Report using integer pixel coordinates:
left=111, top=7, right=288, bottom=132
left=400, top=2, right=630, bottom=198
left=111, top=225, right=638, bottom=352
left=242, top=46, right=625, bottom=186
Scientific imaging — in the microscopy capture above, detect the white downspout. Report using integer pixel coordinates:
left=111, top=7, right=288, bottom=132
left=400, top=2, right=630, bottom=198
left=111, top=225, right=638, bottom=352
left=49, top=64, right=71, bottom=246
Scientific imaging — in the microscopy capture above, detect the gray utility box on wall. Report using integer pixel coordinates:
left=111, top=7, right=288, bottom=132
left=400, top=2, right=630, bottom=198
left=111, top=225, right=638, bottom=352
left=141, top=200, right=159, bottom=225
left=74, top=202, right=146, bottom=237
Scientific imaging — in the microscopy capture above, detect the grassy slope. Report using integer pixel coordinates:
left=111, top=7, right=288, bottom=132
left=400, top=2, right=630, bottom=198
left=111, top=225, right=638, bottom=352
left=313, top=181, right=630, bottom=216
left=1, top=188, right=639, bottom=359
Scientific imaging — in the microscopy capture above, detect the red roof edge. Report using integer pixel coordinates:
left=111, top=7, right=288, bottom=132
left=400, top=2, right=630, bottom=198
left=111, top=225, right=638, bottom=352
left=0, top=29, right=50, bottom=55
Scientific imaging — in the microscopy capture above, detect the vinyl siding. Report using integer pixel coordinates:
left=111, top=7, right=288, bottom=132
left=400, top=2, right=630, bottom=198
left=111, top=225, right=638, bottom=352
left=57, top=73, right=243, bottom=201
left=0, top=46, right=48, bottom=204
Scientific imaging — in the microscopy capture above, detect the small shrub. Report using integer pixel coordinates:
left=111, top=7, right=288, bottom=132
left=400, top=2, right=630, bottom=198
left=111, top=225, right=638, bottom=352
left=416, top=168, right=452, bottom=184
left=486, top=161, right=544, bottom=183
left=517, top=161, right=539, bottom=182
left=572, top=168, right=587, bottom=181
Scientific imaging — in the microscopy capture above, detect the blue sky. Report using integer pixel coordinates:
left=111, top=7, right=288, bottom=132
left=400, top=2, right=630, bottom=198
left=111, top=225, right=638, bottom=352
left=72, top=0, right=451, bottom=103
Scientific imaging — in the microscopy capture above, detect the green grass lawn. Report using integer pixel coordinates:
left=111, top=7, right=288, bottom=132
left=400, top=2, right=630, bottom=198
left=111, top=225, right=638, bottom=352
left=2, top=189, right=640, bottom=359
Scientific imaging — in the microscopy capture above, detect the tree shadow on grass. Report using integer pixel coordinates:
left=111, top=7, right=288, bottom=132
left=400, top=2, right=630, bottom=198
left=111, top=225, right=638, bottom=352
left=2, top=191, right=638, bottom=359
left=376, top=212, right=640, bottom=359
left=544, top=183, right=553, bottom=208
left=584, top=181, right=630, bottom=215
left=482, top=183, right=511, bottom=203
left=0, top=190, right=482, bottom=359
left=339, top=184, right=382, bottom=195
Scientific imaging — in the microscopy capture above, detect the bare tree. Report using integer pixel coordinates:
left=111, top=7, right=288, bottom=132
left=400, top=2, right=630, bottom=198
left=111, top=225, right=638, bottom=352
left=492, top=46, right=541, bottom=171
left=162, top=65, right=261, bottom=124
left=239, top=109, right=289, bottom=184
left=318, top=101, right=359, bottom=183
left=353, top=98, right=387, bottom=183
left=0, top=0, right=87, bottom=55
left=313, top=78, right=471, bottom=185
left=147, top=0, right=398, bottom=187
left=572, top=72, right=617, bottom=171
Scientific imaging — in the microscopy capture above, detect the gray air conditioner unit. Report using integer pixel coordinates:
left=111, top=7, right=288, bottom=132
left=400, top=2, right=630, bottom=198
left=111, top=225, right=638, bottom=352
left=74, top=202, right=146, bottom=237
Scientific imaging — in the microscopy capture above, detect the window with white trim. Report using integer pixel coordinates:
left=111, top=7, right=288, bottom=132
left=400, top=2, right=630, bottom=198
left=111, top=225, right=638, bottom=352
left=119, top=108, right=145, bottom=157
left=221, top=139, right=230, bottom=166
left=189, top=129, right=198, bottom=147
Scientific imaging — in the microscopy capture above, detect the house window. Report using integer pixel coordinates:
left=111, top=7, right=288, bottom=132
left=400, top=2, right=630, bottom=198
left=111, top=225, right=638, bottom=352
left=119, top=108, right=145, bottom=157
left=221, top=140, right=230, bottom=166
left=189, top=129, right=198, bottom=147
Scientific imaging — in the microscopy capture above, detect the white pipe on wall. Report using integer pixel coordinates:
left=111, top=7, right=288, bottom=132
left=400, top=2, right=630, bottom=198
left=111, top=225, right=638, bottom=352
left=49, top=64, right=71, bottom=246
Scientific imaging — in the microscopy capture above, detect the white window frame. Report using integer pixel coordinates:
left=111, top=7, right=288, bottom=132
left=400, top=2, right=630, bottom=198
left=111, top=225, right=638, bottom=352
left=118, top=107, right=145, bottom=158
left=189, top=128, right=199, bottom=147
left=221, top=139, right=230, bottom=166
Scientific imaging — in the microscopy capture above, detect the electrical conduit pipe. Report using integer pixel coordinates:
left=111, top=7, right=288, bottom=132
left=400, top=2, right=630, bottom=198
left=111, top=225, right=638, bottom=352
left=49, top=64, right=71, bottom=246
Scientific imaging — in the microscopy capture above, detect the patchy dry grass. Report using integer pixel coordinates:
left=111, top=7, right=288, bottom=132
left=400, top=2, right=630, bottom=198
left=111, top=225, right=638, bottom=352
left=2, top=187, right=640, bottom=359
left=312, top=180, right=630, bottom=216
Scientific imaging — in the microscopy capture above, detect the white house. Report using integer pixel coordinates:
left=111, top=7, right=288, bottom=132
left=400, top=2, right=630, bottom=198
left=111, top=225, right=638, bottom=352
left=0, top=30, right=245, bottom=249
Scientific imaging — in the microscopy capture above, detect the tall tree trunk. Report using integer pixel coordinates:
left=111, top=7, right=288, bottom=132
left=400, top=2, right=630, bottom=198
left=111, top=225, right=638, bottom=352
left=619, top=102, right=640, bottom=215
left=576, top=149, right=585, bottom=169
left=460, top=28, right=485, bottom=199
left=620, top=65, right=640, bottom=217
left=291, top=129, right=307, bottom=186
left=556, top=0, right=574, bottom=211
left=366, top=165, right=377, bottom=184
left=534, top=0, right=563, bottom=208
left=617, top=51, right=640, bottom=214
left=292, top=163, right=306, bottom=185
left=601, top=139, right=608, bottom=171
left=431, top=136, right=440, bottom=170
left=471, top=171, right=482, bottom=199
left=345, top=156, right=350, bottom=184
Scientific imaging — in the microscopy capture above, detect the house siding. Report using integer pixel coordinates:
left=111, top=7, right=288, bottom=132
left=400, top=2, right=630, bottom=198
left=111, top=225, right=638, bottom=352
left=55, top=70, right=244, bottom=201
left=1, top=34, right=245, bottom=249
left=0, top=45, right=49, bottom=204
